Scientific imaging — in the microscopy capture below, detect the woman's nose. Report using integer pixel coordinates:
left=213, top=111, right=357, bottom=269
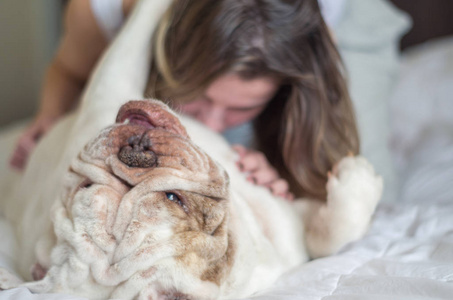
left=201, top=106, right=226, bottom=133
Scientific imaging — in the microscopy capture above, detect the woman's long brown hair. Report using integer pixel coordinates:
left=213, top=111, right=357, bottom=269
left=146, top=0, right=360, bottom=200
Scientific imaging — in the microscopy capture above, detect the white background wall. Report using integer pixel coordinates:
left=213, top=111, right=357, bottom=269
left=0, top=0, right=63, bottom=127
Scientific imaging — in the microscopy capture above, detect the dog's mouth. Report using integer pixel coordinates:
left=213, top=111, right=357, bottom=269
left=120, top=113, right=156, bottom=129
left=111, top=100, right=189, bottom=170
left=116, top=100, right=188, bottom=138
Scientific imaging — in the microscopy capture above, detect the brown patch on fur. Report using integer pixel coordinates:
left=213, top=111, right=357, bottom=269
left=140, top=267, right=157, bottom=279
left=200, top=232, right=236, bottom=285
left=166, top=191, right=233, bottom=286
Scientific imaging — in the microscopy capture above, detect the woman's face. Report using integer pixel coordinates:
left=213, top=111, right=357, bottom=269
left=176, top=74, right=279, bottom=132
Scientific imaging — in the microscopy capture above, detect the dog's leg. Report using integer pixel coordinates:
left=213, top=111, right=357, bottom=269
left=78, top=0, right=171, bottom=114
left=297, top=155, right=383, bottom=258
left=63, top=0, right=173, bottom=166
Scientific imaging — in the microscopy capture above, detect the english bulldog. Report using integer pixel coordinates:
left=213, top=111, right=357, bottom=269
left=0, top=0, right=382, bottom=297
left=0, top=99, right=382, bottom=299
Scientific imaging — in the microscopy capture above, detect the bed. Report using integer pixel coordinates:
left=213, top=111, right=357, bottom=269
left=1, top=0, right=453, bottom=299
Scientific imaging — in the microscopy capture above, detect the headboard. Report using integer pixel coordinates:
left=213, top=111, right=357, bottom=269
left=389, top=0, right=453, bottom=50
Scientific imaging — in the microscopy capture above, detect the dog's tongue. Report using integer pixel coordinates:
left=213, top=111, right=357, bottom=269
left=118, top=134, right=157, bottom=168
left=124, top=114, right=155, bottom=129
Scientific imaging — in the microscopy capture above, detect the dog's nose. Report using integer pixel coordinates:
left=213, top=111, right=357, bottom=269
left=118, top=134, right=157, bottom=168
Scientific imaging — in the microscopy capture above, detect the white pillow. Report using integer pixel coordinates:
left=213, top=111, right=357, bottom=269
left=334, top=0, right=411, bottom=203
left=318, top=0, right=347, bottom=28
left=388, top=36, right=453, bottom=205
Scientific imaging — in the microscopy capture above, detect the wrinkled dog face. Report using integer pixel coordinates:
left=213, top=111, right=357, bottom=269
left=44, top=101, right=233, bottom=299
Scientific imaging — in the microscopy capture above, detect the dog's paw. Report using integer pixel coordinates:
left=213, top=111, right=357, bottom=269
left=0, top=268, right=23, bottom=290
left=326, top=155, right=383, bottom=214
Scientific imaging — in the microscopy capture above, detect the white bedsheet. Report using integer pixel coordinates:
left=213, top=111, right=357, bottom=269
left=1, top=37, right=453, bottom=300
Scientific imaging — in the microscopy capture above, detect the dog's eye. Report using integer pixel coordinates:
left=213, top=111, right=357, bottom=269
left=166, top=192, right=180, bottom=203
left=165, top=192, right=188, bottom=212
left=78, top=179, right=93, bottom=190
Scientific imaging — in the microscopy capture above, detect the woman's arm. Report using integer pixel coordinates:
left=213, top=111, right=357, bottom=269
left=10, top=0, right=120, bottom=170
left=40, top=0, right=110, bottom=118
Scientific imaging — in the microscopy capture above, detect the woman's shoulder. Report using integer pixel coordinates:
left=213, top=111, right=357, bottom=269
left=122, top=0, right=138, bottom=16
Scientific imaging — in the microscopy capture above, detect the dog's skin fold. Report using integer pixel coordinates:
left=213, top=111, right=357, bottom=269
left=0, top=0, right=383, bottom=298
left=28, top=101, right=234, bottom=299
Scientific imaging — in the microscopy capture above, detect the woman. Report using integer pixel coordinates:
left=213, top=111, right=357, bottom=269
left=10, top=0, right=359, bottom=201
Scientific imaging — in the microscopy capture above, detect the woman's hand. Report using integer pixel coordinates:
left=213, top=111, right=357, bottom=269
left=233, top=145, right=294, bottom=201
left=9, top=114, right=59, bottom=171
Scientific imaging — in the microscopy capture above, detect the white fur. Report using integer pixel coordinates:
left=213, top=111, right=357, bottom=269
left=0, top=0, right=383, bottom=298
